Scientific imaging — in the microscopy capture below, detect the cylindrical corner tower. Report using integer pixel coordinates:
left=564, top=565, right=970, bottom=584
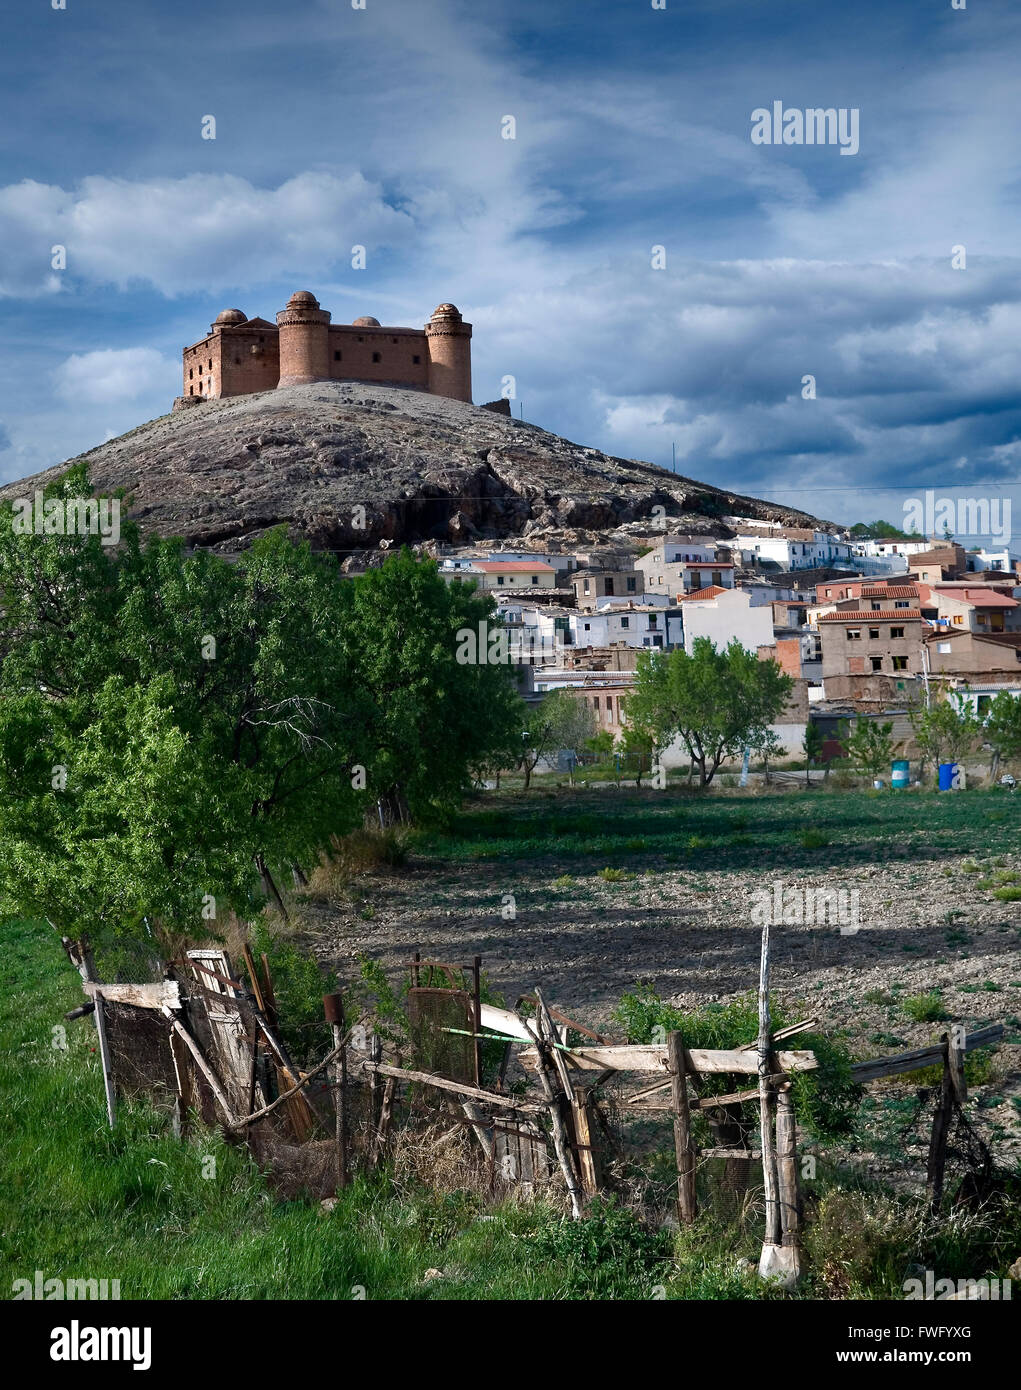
left=425, top=303, right=472, bottom=402
left=276, top=291, right=331, bottom=387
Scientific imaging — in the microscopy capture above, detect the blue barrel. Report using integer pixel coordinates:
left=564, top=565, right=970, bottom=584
left=891, top=760, right=909, bottom=790
left=938, top=762, right=958, bottom=791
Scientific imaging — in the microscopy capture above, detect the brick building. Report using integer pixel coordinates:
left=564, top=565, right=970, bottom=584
left=180, top=293, right=472, bottom=404
left=819, top=606, right=926, bottom=698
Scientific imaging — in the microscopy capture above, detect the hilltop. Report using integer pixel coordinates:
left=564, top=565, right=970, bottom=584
left=1, top=383, right=827, bottom=558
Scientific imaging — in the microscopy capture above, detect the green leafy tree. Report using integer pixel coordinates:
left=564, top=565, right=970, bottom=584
left=843, top=718, right=896, bottom=782
left=983, top=692, right=1021, bottom=779
left=620, top=724, right=655, bottom=786
left=337, top=548, right=525, bottom=821
left=0, top=474, right=524, bottom=943
left=627, top=638, right=792, bottom=786
left=803, top=721, right=824, bottom=788
left=520, top=689, right=596, bottom=789
left=908, top=695, right=981, bottom=782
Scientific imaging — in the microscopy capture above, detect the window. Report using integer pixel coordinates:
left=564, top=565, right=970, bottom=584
left=620, top=617, right=630, bottom=629
left=188, top=368, right=193, bottom=379
left=208, top=359, right=212, bottom=369
left=712, top=571, right=722, bottom=586
left=938, top=641, right=951, bottom=653
left=690, top=573, right=702, bottom=589
left=891, top=627, right=904, bottom=639
left=605, top=579, right=615, bottom=595
left=413, top=354, right=421, bottom=365
left=391, top=337, right=397, bottom=344
left=530, top=575, right=538, bottom=585
left=825, top=588, right=832, bottom=597
left=871, top=601, right=881, bottom=610
left=895, top=600, right=910, bottom=608
left=846, top=629, right=862, bottom=641
left=870, top=656, right=883, bottom=672
left=626, top=577, right=636, bottom=592
left=648, top=614, right=658, bottom=628
left=372, top=352, right=381, bottom=363
left=583, top=579, right=590, bottom=594
left=869, top=627, right=880, bottom=639
left=891, top=655, right=908, bottom=671
left=583, top=622, right=591, bottom=631
left=953, top=615, right=964, bottom=625
left=497, top=575, right=504, bottom=585
left=334, top=351, right=342, bottom=361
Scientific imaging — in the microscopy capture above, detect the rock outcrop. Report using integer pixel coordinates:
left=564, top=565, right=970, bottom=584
left=1, top=383, right=827, bottom=556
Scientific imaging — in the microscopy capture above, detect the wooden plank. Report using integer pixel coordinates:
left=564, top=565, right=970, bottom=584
left=528, top=994, right=582, bottom=1219
left=926, top=1038, right=953, bottom=1214
left=776, top=1085, right=802, bottom=1250
left=84, top=981, right=181, bottom=1011
left=162, top=1010, right=237, bottom=1126
left=520, top=1044, right=818, bottom=1075
left=628, top=1076, right=786, bottom=1109
left=479, top=1002, right=532, bottom=1041
left=570, top=1085, right=602, bottom=1199
left=737, top=1017, right=817, bottom=1049
left=703, top=1147, right=762, bottom=1160
left=757, top=922, right=781, bottom=1251
left=668, top=1032, right=696, bottom=1225
left=948, top=1034, right=967, bottom=1107
left=362, top=1061, right=542, bottom=1113
left=852, top=1024, right=1003, bottom=1084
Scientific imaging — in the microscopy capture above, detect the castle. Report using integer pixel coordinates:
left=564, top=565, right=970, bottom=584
left=179, top=292, right=472, bottom=405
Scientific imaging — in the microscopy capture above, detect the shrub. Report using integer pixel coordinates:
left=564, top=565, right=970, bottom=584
left=612, top=984, right=861, bottom=1141
left=524, top=1198, right=672, bottom=1298
left=901, top=990, right=948, bottom=1023
left=248, top=919, right=336, bottom=1066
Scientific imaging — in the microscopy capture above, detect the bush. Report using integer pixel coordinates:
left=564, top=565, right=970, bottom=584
left=901, top=990, right=948, bottom=1023
left=524, top=1198, right=672, bottom=1298
left=612, top=984, right=861, bottom=1141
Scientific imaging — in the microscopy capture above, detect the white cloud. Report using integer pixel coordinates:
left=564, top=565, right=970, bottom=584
left=54, top=347, right=179, bottom=405
left=0, top=172, right=414, bottom=297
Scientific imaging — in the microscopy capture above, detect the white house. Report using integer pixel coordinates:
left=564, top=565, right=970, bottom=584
left=679, top=586, right=775, bottom=655
left=737, top=529, right=853, bottom=570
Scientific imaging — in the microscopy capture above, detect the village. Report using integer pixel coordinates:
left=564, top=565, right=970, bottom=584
left=422, top=523, right=1021, bottom=775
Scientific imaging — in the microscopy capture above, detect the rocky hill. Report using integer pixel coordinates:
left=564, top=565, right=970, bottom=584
left=1, top=383, right=828, bottom=559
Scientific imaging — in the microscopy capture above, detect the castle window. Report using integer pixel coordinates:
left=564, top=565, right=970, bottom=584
left=334, top=351, right=342, bottom=361
left=189, top=386, right=193, bottom=395
left=208, top=359, right=212, bottom=369
left=234, top=357, right=241, bottom=364
left=413, top=354, right=421, bottom=365
left=392, top=337, right=397, bottom=344
left=357, top=336, right=364, bottom=342
left=189, top=368, right=193, bottom=379
left=372, top=352, right=381, bottom=363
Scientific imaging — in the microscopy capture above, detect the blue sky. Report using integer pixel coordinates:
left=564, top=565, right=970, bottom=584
left=2, top=0, right=1020, bottom=538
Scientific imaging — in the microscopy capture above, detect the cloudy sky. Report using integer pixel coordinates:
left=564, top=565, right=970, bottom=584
left=2, top=0, right=1020, bottom=539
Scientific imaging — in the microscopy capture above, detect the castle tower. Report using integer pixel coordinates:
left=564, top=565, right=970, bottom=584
left=276, top=290, right=331, bottom=387
left=425, top=303, right=472, bottom=402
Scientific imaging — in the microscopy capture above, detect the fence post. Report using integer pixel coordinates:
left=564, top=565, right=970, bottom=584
left=667, top=1030, right=697, bottom=1224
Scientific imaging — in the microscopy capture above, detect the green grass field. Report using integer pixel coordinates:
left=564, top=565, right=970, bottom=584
left=3, top=784, right=1020, bottom=1300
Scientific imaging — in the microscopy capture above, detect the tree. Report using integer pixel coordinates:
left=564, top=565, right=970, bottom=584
left=843, top=718, right=896, bottom=783
left=751, top=727, right=785, bottom=785
left=803, top=721, right=824, bottom=788
left=627, top=638, right=792, bottom=787
left=621, top=725, right=655, bottom=787
left=519, top=689, right=596, bottom=789
left=336, top=548, right=525, bottom=822
left=848, top=520, right=914, bottom=540
left=908, top=694, right=981, bottom=782
left=979, top=692, right=1021, bottom=780
left=0, top=472, right=525, bottom=943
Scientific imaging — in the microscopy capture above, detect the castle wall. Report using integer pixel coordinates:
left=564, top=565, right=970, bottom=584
left=182, top=296, right=472, bottom=403
left=326, top=326, right=430, bottom=390
left=218, top=327, right=280, bottom=397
